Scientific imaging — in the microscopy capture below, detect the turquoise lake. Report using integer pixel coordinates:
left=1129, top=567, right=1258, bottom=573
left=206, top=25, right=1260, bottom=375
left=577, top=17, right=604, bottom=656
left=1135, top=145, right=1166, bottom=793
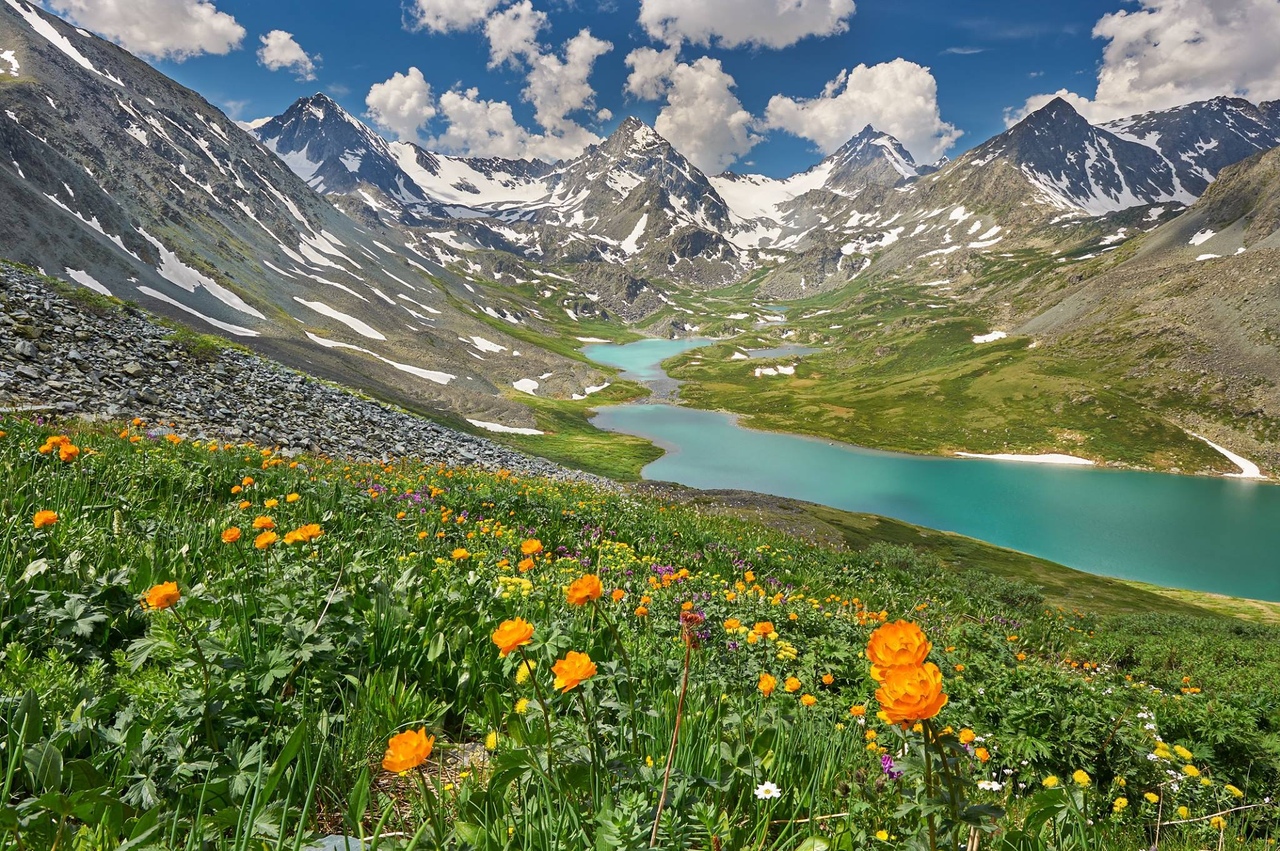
left=584, top=339, right=1280, bottom=601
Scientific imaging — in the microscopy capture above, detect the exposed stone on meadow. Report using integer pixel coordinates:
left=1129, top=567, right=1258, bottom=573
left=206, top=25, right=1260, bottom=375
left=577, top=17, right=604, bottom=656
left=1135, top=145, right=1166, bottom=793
left=0, top=268, right=610, bottom=486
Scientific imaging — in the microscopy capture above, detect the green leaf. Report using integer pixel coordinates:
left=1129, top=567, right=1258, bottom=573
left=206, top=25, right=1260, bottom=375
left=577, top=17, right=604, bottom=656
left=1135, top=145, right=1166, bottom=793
left=796, top=838, right=831, bottom=851
left=260, top=721, right=307, bottom=804
left=454, top=822, right=484, bottom=846
left=24, top=742, right=63, bottom=794
left=427, top=632, right=447, bottom=662
left=13, top=690, right=42, bottom=745
left=346, top=765, right=370, bottom=832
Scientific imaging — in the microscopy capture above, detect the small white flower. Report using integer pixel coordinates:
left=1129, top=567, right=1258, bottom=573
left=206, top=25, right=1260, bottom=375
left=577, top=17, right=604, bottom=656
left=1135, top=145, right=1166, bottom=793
left=754, top=781, right=781, bottom=800
left=977, top=780, right=1003, bottom=792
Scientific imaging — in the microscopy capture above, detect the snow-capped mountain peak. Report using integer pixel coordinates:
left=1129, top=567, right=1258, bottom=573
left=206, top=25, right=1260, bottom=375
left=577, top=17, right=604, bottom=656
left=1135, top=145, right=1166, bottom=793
left=254, top=92, right=434, bottom=209
left=964, top=96, right=1193, bottom=214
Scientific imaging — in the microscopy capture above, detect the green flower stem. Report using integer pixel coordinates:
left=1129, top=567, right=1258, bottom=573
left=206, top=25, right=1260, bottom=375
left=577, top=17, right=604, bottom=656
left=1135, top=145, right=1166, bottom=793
left=518, top=646, right=555, bottom=768
left=650, top=639, right=692, bottom=848
left=170, top=608, right=218, bottom=751
left=592, top=599, right=640, bottom=752
left=921, top=729, right=939, bottom=851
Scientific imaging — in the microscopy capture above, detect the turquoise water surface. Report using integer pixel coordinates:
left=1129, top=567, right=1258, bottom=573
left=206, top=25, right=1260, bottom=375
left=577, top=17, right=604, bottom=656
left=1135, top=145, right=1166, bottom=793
left=584, top=339, right=1280, bottom=600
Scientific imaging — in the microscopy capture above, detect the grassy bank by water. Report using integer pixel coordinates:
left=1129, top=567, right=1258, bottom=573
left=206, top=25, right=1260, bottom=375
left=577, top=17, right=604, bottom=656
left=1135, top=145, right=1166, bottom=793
left=3, top=416, right=1278, bottom=849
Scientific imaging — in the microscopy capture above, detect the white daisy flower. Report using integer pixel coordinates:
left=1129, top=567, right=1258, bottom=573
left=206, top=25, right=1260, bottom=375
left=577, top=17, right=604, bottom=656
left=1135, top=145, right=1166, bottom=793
left=754, top=781, right=782, bottom=800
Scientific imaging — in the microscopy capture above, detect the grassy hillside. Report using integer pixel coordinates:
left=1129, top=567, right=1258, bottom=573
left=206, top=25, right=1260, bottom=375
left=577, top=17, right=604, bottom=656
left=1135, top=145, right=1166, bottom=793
left=3, top=417, right=1278, bottom=850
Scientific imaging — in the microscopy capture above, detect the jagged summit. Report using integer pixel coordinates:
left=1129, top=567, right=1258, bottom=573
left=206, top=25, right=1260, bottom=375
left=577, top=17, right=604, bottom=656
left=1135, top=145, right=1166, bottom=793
left=964, top=95, right=1191, bottom=214
left=1102, top=96, right=1280, bottom=196
left=253, top=92, right=434, bottom=206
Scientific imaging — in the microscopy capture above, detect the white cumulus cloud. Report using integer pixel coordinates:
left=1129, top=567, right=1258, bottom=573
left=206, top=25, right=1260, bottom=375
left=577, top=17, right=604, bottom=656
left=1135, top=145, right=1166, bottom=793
left=406, top=0, right=507, bottom=33
left=256, top=30, right=317, bottom=81
left=45, top=0, right=244, bottom=60
left=625, top=49, right=760, bottom=173
left=427, top=88, right=533, bottom=159
left=764, top=59, right=962, bottom=164
left=365, top=67, right=437, bottom=142
left=638, top=0, right=856, bottom=49
left=524, top=30, right=611, bottom=136
left=1006, top=0, right=1280, bottom=126
left=484, top=0, right=546, bottom=67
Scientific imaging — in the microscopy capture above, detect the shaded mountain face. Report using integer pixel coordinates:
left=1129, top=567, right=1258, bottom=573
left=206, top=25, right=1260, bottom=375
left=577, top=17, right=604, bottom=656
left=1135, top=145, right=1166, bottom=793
left=823, top=125, right=919, bottom=191
left=0, top=0, right=608, bottom=427
left=1102, top=96, right=1280, bottom=197
left=964, top=97, right=1192, bottom=214
left=254, top=93, right=445, bottom=216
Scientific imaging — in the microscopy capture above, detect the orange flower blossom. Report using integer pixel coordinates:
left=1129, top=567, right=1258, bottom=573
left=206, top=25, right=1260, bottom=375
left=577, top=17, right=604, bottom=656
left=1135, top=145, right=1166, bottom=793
left=551, top=650, right=597, bottom=692
left=492, top=618, right=535, bottom=657
left=382, top=728, right=435, bottom=774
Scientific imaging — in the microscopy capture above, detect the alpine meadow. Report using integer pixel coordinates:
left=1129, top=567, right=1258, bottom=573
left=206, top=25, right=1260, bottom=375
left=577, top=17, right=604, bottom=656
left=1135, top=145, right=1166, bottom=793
left=2, top=0, right=1280, bottom=849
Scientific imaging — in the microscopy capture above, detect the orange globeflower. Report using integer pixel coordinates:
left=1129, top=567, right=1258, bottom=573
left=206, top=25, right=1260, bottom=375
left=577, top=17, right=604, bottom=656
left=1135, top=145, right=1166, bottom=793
left=252, top=516, right=275, bottom=530
left=974, top=747, right=990, bottom=763
left=874, top=663, right=948, bottom=725
left=566, top=574, right=604, bottom=606
left=33, top=510, right=59, bottom=529
left=634, top=605, right=649, bottom=617
left=784, top=676, right=802, bottom=693
left=611, top=589, right=625, bottom=603
left=800, top=694, right=817, bottom=707
left=285, top=524, right=324, bottom=544
left=143, top=582, right=181, bottom=610
left=822, top=673, right=835, bottom=686
left=38, top=435, right=70, bottom=454
left=521, top=538, right=543, bottom=556
left=518, top=557, right=535, bottom=572
left=492, top=618, right=535, bottom=657
left=551, top=651, right=597, bottom=692
left=866, top=621, right=933, bottom=681
left=758, top=673, right=778, bottom=697
left=58, top=443, right=81, bottom=462
left=255, top=530, right=278, bottom=549
left=451, top=548, right=470, bottom=560
left=221, top=527, right=242, bottom=543
left=752, top=621, right=777, bottom=639
left=382, top=728, right=435, bottom=774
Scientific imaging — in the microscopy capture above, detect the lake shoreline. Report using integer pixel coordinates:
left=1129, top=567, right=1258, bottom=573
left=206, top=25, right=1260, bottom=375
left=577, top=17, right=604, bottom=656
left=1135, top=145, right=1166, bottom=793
left=581, top=337, right=1280, bottom=601
left=586, top=335, right=1273, bottom=484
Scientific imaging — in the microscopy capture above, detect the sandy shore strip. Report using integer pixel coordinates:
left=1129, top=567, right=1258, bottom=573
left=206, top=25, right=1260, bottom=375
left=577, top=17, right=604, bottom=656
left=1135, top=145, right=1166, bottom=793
left=1189, top=433, right=1265, bottom=479
left=955, top=452, right=1095, bottom=466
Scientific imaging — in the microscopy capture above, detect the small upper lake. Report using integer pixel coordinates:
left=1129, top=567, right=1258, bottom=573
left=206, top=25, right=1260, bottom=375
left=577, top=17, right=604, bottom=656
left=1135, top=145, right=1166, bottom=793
left=584, top=339, right=1280, bottom=601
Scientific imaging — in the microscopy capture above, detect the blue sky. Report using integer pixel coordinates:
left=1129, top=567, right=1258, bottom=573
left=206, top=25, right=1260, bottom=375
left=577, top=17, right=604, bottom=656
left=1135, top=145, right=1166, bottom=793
left=41, top=0, right=1280, bottom=177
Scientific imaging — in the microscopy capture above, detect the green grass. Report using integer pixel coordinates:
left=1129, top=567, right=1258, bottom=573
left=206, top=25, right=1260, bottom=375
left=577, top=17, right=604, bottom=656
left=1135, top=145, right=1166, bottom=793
left=4, top=415, right=1278, bottom=850
left=487, top=381, right=664, bottom=481
left=667, top=295, right=1238, bottom=475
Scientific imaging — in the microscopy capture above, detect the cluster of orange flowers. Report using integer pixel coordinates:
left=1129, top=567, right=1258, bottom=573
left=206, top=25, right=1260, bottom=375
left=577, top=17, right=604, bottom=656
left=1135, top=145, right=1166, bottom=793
left=38, top=434, right=80, bottom=462
left=232, top=514, right=324, bottom=549
left=491, top=611, right=598, bottom=695
left=867, top=621, right=948, bottom=725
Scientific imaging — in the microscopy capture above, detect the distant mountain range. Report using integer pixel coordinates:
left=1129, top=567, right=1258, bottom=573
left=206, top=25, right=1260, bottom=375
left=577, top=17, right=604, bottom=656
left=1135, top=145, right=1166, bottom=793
left=2, top=0, right=1279, bottom=446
